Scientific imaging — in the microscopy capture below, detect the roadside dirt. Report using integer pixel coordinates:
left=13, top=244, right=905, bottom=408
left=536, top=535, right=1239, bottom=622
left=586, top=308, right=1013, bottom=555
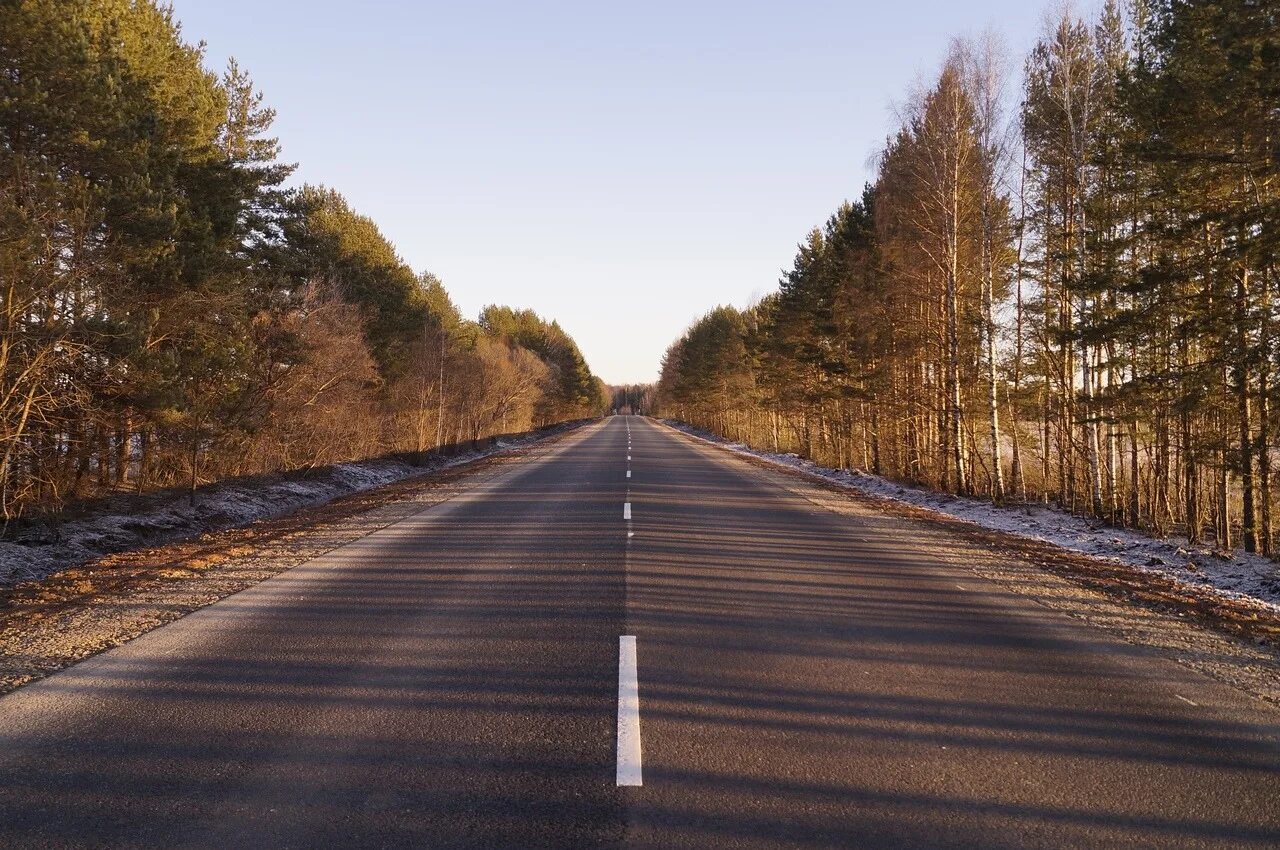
left=0, top=426, right=585, bottom=695
left=664, top=422, right=1280, bottom=707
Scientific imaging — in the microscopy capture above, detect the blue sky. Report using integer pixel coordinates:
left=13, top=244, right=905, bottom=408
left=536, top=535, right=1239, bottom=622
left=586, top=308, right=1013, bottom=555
left=171, top=0, right=1052, bottom=383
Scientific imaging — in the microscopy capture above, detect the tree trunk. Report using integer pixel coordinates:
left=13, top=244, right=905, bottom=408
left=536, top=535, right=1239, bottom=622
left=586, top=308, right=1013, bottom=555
left=1237, top=269, right=1258, bottom=552
left=983, top=272, right=1004, bottom=503
left=1183, top=410, right=1200, bottom=544
left=1260, top=278, right=1273, bottom=554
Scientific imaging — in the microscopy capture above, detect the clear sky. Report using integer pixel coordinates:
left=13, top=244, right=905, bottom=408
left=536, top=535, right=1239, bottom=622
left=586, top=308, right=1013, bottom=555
left=169, top=0, right=1053, bottom=384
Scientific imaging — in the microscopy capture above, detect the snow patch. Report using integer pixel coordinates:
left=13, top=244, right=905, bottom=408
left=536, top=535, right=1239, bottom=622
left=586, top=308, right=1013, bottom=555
left=0, top=426, right=572, bottom=587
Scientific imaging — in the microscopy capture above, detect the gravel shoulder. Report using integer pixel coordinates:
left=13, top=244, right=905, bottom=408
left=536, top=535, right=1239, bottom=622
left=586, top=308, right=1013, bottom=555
left=658, top=419, right=1280, bottom=707
left=0, top=423, right=592, bottom=695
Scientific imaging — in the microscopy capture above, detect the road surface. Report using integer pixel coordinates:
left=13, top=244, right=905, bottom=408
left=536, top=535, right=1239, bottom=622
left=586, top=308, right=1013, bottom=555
left=1, top=416, right=1278, bottom=848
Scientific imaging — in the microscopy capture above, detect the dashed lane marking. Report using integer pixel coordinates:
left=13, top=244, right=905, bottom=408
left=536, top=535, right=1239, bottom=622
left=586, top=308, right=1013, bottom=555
left=616, top=636, right=643, bottom=786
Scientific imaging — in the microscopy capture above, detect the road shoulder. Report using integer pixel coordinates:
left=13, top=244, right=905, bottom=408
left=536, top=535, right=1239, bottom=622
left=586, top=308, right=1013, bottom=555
left=0, top=423, right=597, bottom=695
left=653, top=418, right=1280, bottom=708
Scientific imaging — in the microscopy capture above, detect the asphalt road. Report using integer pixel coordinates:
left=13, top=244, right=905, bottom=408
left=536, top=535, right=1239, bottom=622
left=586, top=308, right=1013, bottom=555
left=1, top=416, right=1278, bottom=848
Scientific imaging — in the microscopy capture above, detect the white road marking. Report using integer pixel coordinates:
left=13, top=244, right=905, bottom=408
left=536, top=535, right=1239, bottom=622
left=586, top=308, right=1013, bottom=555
left=623, top=502, right=631, bottom=520
left=626, top=470, right=631, bottom=478
left=627, top=455, right=631, bottom=461
left=1175, top=694, right=1198, bottom=707
left=616, top=636, right=643, bottom=786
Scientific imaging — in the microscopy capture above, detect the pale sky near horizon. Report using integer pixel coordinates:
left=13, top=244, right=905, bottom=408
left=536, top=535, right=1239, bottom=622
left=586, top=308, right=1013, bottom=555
left=170, top=0, right=1055, bottom=384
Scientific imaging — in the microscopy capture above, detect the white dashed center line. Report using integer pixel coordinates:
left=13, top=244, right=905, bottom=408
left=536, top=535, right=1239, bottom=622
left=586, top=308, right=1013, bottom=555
left=616, top=636, right=643, bottom=786
left=624, top=421, right=633, bottom=536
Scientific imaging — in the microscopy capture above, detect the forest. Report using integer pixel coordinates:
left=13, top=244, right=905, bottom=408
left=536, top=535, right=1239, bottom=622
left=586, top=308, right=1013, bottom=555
left=657, top=0, right=1279, bottom=553
left=609, top=384, right=658, bottom=416
left=0, top=0, right=607, bottom=520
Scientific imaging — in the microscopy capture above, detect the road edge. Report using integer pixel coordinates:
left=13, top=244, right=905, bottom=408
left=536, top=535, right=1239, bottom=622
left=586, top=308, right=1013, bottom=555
left=0, top=420, right=601, bottom=696
left=649, top=416, right=1280, bottom=707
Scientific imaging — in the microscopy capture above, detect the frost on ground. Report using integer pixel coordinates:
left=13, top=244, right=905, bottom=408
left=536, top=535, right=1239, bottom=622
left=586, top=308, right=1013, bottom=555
left=666, top=420, right=1280, bottom=614
left=0, top=430, right=558, bottom=587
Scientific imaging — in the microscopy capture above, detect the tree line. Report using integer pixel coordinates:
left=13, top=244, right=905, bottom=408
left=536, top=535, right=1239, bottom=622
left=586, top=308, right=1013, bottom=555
left=1, top=0, right=607, bottom=519
left=609, top=384, right=657, bottom=415
left=657, top=0, right=1278, bottom=554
